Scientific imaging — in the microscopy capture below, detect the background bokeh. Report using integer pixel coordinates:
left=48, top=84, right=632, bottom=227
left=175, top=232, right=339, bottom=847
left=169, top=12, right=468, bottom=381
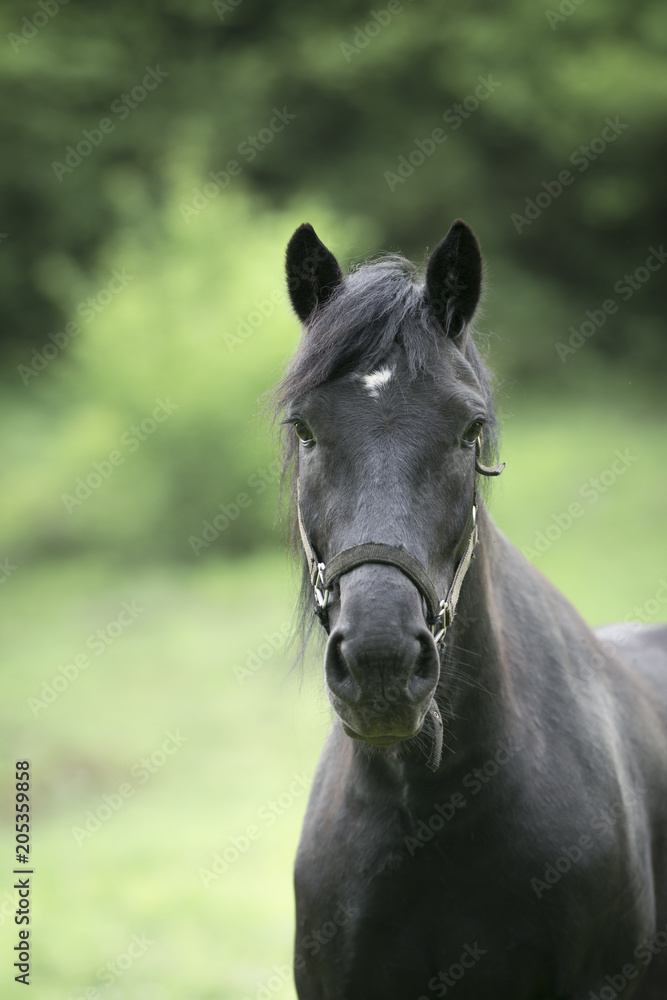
left=1, top=1, right=665, bottom=998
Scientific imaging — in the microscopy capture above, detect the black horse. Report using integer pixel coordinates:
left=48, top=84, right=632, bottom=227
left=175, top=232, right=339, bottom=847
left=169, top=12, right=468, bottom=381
left=275, top=220, right=667, bottom=999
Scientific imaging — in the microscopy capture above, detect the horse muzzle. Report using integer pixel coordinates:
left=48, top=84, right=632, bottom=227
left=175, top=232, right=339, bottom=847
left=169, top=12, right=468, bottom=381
left=324, top=612, right=440, bottom=744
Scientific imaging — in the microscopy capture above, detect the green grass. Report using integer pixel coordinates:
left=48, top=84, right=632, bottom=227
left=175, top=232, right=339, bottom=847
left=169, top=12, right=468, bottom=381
left=1, top=554, right=329, bottom=1000
left=1, top=392, right=666, bottom=999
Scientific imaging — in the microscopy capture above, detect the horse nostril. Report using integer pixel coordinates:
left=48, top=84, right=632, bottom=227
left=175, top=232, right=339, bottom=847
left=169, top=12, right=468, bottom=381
left=327, top=634, right=347, bottom=686
left=407, top=633, right=440, bottom=701
left=413, top=636, right=437, bottom=680
left=325, top=632, right=360, bottom=703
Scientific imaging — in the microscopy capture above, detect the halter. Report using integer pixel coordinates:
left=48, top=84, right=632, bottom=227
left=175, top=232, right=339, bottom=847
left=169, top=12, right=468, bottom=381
left=297, top=490, right=479, bottom=649
left=295, top=440, right=504, bottom=771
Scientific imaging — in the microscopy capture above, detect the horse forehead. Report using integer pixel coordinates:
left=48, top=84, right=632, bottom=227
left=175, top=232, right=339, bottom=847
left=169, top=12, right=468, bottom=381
left=351, top=356, right=478, bottom=406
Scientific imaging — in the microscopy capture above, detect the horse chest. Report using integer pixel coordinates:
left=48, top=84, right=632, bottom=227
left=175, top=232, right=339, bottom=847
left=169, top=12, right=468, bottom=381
left=295, top=798, right=549, bottom=997
left=295, top=850, right=547, bottom=998
left=295, top=786, right=655, bottom=1000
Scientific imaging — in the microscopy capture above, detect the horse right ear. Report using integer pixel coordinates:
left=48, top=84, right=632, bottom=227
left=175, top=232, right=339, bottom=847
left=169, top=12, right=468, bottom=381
left=425, top=220, right=483, bottom=340
left=286, top=224, right=343, bottom=323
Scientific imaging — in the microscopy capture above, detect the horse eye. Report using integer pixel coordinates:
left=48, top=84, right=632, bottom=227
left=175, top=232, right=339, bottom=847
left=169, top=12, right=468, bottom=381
left=293, top=420, right=315, bottom=444
left=462, top=420, right=484, bottom=444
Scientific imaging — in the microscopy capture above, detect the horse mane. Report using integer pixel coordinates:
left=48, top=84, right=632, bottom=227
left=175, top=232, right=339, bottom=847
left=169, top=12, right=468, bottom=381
left=271, top=253, right=500, bottom=656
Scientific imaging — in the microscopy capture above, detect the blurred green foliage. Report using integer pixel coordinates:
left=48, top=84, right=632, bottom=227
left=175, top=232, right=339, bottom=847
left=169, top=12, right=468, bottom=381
left=1, top=0, right=665, bottom=562
left=0, top=188, right=369, bottom=560
left=2, top=0, right=666, bottom=362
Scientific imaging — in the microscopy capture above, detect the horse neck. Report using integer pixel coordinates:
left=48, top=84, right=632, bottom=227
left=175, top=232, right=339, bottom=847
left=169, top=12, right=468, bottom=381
left=368, top=501, right=550, bottom=790
left=435, top=502, right=522, bottom=761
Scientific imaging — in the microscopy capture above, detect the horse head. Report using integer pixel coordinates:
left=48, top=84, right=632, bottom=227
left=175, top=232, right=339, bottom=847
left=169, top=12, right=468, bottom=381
left=278, top=221, right=499, bottom=752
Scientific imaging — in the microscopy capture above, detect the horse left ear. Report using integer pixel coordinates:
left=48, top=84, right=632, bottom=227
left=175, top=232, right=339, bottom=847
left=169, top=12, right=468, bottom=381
left=425, top=220, right=482, bottom=340
left=285, top=223, right=343, bottom=324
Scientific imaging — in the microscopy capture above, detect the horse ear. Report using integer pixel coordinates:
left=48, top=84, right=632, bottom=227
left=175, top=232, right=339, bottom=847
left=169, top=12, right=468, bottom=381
left=425, top=220, right=482, bottom=340
left=285, top=223, right=343, bottom=323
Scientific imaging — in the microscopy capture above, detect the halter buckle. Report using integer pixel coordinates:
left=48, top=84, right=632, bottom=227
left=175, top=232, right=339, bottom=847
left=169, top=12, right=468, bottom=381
left=313, top=562, right=329, bottom=610
left=432, top=599, right=451, bottom=647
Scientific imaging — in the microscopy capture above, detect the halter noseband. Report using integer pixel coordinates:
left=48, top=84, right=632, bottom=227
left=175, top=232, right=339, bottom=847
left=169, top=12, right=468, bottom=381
left=295, top=440, right=504, bottom=771
left=298, top=496, right=478, bottom=650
